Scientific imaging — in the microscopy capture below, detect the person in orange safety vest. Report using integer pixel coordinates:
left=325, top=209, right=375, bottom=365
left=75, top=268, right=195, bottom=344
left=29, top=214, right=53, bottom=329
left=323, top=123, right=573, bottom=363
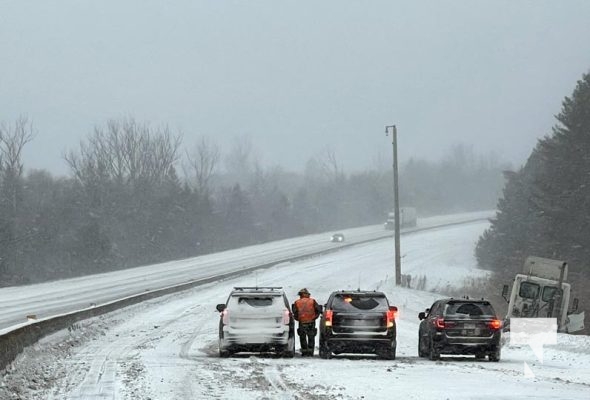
left=292, top=288, right=322, bottom=356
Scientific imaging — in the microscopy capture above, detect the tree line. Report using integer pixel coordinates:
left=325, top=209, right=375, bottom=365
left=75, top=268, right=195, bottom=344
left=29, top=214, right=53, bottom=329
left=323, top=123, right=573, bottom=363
left=476, top=70, right=590, bottom=318
left=0, top=118, right=507, bottom=286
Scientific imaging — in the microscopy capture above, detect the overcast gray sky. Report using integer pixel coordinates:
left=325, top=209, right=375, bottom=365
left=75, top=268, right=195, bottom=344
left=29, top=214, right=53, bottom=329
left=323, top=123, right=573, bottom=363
left=2, top=1, right=590, bottom=176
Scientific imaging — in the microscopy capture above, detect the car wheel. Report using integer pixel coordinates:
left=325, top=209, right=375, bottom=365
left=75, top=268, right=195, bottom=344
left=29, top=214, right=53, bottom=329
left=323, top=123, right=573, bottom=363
left=428, top=339, right=440, bottom=361
left=378, top=344, right=396, bottom=360
left=488, top=347, right=501, bottom=362
left=219, top=338, right=231, bottom=358
left=319, top=339, right=331, bottom=359
left=282, top=337, right=295, bottom=358
left=418, top=337, right=427, bottom=357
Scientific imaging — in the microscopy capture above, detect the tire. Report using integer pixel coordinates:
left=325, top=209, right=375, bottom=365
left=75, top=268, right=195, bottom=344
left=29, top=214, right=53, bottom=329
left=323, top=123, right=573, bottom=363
left=488, top=347, right=501, bottom=362
left=319, top=339, right=331, bottom=359
left=219, top=338, right=231, bottom=358
left=428, top=339, right=440, bottom=361
left=379, top=345, right=396, bottom=360
left=282, top=337, right=295, bottom=358
left=418, top=337, right=427, bottom=358
left=319, top=346, right=331, bottom=359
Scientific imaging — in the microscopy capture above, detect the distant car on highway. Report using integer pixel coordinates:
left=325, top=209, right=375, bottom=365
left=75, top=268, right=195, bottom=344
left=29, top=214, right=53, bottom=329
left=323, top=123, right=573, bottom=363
left=319, top=290, right=397, bottom=359
left=418, top=298, right=502, bottom=361
left=331, top=233, right=345, bottom=242
left=216, top=286, right=296, bottom=358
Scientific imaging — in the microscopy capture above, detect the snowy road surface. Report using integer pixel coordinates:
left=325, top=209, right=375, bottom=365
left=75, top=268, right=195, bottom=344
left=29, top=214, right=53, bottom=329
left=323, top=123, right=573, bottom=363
left=0, top=211, right=491, bottom=332
left=2, top=219, right=589, bottom=399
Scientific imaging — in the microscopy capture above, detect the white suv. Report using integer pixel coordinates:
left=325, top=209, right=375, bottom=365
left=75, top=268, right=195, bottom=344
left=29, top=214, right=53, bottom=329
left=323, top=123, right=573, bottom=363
left=216, top=287, right=296, bottom=357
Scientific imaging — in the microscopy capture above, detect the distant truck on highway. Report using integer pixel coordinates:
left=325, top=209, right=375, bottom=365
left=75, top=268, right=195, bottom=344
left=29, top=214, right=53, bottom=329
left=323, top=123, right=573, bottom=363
left=384, top=207, right=417, bottom=230
left=502, top=256, right=585, bottom=333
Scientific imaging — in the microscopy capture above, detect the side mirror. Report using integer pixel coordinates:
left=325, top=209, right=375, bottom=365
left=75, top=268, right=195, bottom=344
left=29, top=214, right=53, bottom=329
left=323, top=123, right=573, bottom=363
left=425, top=308, right=430, bottom=314
left=572, top=298, right=579, bottom=312
left=216, top=304, right=226, bottom=312
left=502, top=284, right=510, bottom=303
left=418, top=312, right=426, bottom=320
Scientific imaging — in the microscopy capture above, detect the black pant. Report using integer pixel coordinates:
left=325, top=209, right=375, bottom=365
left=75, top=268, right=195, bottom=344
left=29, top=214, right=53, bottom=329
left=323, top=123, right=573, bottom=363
left=297, top=322, right=317, bottom=355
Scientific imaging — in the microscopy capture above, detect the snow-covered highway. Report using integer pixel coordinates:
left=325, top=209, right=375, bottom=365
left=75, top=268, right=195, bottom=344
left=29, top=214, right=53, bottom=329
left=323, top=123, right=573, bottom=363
left=1, top=217, right=589, bottom=399
left=0, top=211, right=491, bottom=332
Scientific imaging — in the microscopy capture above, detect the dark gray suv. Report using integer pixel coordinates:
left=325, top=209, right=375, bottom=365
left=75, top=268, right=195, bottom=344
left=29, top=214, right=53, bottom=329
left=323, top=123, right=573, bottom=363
left=319, top=290, right=397, bottom=359
left=418, top=298, right=502, bottom=361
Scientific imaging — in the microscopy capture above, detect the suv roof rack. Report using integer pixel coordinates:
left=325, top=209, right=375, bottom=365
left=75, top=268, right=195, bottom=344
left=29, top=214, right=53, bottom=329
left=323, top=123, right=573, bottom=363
left=336, top=289, right=384, bottom=294
left=233, top=286, right=283, bottom=291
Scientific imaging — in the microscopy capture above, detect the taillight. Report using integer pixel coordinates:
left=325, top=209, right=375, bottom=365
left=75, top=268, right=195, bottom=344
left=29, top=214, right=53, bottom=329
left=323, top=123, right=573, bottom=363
left=488, top=319, right=502, bottom=330
left=325, top=310, right=333, bottom=327
left=283, top=309, right=291, bottom=325
left=222, top=309, right=229, bottom=324
left=386, top=309, right=395, bottom=328
left=434, top=318, right=457, bottom=329
left=435, top=317, right=445, bottom=329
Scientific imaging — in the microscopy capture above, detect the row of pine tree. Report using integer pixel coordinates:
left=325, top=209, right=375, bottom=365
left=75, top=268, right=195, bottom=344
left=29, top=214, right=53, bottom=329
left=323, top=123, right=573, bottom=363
left=476, top=71, right=590, bottom=319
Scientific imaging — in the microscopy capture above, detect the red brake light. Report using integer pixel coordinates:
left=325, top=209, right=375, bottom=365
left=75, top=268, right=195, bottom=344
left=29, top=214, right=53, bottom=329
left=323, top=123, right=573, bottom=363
left=282, top=309, right=291, bottom=325
left=222, top=309, right=229, bottom=324
left=489, top=319, right=502, bottom=330
left=434, top=318, right=457, bottom=329
left=386, top=309, right=395, bottom=328
left=325, top=310, right=333, bottom=327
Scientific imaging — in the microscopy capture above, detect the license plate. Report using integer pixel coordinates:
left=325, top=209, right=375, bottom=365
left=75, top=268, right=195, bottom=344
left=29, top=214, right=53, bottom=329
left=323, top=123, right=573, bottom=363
left=464, top=323, right=476, bottom=329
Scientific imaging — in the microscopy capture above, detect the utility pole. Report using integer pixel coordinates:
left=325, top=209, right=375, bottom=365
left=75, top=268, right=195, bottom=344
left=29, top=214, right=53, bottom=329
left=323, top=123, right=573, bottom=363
left=385, top=125, right=401, bottom=286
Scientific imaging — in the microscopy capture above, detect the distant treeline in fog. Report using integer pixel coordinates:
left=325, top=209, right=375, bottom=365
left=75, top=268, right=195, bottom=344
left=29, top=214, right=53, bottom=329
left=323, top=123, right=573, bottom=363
left=476, top=71, right=590, bottom=317
left=0, top=118, right=506, bottom=286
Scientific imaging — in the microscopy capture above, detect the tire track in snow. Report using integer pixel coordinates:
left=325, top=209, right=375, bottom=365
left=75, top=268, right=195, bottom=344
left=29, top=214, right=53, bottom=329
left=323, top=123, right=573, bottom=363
left=246, top=358, right=299, bottom=399
left=263, top=365, right=297, bottom=400
left=63, top=340, right=124, bottom=399
left=51, top=300, right=203, bottom=399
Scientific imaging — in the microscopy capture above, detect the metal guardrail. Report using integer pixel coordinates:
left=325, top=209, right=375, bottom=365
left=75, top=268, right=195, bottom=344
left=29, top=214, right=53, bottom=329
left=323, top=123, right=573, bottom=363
left=0, top=216, right=490, bottom=371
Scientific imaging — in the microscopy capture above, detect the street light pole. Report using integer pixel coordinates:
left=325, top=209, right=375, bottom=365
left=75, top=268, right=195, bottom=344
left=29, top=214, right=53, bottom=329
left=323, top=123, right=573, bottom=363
left=385, top=125, right=401, bottom=286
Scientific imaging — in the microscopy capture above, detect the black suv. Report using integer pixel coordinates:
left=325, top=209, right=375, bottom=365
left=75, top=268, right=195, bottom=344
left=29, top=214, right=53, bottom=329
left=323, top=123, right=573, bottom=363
left=418, top=298, right=502, bottom=361
left=319, top=290, right=397, bottom=359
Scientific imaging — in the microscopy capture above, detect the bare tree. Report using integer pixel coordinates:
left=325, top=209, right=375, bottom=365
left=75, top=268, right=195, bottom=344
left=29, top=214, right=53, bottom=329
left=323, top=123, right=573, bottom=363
left=185, top=136, right=220, bottom=195
left=0, top=117, right=34, bottom=280
left=305, top=146, right=342, bottom=182
left=0, top=117, right=34, bottom=179
left=224, top=135, right=257, bottom=186
left=64, top=118, right=182, bottom=188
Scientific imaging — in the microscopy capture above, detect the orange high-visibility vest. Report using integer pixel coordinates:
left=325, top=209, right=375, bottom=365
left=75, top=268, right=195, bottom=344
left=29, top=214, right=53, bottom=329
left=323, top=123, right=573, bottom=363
left=294, top=297, right=317, bottom=323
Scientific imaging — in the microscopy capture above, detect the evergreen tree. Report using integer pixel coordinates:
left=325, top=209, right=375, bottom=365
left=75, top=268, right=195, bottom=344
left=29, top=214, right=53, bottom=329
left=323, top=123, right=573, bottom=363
left=477, top=71, right=590, bottom=278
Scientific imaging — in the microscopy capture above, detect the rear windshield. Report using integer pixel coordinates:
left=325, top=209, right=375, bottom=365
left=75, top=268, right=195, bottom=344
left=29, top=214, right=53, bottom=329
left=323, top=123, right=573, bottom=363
left=443, top=302, right=495, bottom=318
left=229, top=296, right=280, bottom=308
left=332, top=294, right=389, bottom=311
